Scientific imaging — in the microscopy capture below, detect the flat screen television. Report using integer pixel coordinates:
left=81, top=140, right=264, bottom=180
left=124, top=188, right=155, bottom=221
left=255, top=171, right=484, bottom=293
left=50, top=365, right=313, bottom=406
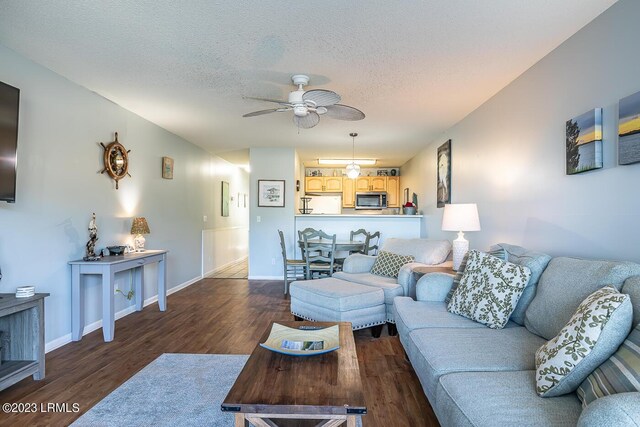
left=0, top=81, right=20, bottom=203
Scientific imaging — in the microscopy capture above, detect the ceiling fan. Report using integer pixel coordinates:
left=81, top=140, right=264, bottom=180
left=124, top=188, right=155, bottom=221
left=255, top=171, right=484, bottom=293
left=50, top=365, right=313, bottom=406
left=243, top=74, right=365, bottom=129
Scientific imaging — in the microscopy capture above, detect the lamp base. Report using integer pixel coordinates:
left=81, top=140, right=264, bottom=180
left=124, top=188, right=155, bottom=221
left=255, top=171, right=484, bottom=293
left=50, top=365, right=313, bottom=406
left=452, top=231, right=469, bottom=271
left=133, top=234, right=146, bottom=252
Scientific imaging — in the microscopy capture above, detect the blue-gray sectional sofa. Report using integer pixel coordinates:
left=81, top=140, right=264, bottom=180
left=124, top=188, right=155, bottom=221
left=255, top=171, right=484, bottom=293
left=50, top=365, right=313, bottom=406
left=393, top=243, right=640, bottom=426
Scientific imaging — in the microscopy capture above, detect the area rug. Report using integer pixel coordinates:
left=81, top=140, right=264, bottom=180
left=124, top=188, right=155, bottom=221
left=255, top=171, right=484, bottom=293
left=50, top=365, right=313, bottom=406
left=71, top=353, right=250, bottom=427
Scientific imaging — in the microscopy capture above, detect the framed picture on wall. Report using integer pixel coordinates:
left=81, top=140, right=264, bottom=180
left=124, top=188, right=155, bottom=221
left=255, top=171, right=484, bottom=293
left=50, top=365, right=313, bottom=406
left=162, top=156, right=174, bottom=179
left=221, top=181, right=230, bottom=217
left=258, top=180, right=285, bottom=207
left=566, top=108, right=603, bottom=174
left=619, top=90, right=640, bottom=165
left=437, top=140, right=451, bottom=208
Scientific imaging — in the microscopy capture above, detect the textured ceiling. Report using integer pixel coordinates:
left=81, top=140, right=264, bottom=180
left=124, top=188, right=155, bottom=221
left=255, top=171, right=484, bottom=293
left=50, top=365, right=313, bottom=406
left=0, top=1, right=617, bottom=167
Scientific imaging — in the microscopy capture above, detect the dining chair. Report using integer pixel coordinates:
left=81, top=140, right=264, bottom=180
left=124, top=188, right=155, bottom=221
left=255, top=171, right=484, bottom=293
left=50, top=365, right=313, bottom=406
left=297, top=227, right=319, bottom=259
left=302, top=230, right=337, bottom=280
left=366, top=231, right=381, bottom=255
left=349, top=229, right=371, bottom=255
left=278, top=230, right=306, bottom=294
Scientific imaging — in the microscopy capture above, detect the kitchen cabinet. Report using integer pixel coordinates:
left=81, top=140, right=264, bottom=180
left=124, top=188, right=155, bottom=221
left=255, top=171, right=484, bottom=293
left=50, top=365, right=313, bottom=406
left=386, top=176, right=400, bottom=207
left=355, top=176, right=387, bottom=192
left=342, top=177, right=355, bottom=207
left=305, top=176, right=343, bottom=193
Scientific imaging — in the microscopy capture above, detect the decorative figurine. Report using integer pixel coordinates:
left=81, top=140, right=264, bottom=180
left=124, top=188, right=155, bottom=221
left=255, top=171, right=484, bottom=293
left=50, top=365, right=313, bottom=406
left=83, top=213, right=101, bottom=261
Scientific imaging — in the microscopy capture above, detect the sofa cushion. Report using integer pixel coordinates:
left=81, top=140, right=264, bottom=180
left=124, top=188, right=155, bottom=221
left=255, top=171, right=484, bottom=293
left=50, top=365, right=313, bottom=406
left=535, top=286, right=632, bottom=397
left=332, top=272, right=402, bottom=305
left=495, top=243, right=552, bottom=325
left=447, top=250, right=531, bottom=329
left=406, top=326, right=545, bottom=405
left=435, top=371, right=582, bottom=427
left=394, top=297, right=508, bottom=339
left=524, top=257, right=640, bottom=340
left=380, top=238, right=451, bottom=265
left=577, top=322, right=640, bottom=406
left=370, top=250, right=414, bottom=278
left=577, top=392, right=640, bottom=427
left=622, top=275, right=640, bottom=327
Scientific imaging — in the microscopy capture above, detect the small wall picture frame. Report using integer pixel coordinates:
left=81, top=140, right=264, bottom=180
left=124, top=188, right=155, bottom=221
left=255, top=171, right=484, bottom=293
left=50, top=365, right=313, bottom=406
left=162, top=156, right=174, bottom=179
left=221, top=181, right=230, bottom=217
left=566, top=108, right=603, bottom=174
left=258, top=180, right=285, bottom=207
left=437, top=139, right=451, bottom=208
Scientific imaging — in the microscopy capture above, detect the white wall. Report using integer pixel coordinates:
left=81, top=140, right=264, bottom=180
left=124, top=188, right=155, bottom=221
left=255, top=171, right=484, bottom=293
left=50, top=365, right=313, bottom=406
left=248, top=147, right=296, bottom=279
left=0, top=44, right=248, bottom=349
left=400, top=0, right=640, bottom=262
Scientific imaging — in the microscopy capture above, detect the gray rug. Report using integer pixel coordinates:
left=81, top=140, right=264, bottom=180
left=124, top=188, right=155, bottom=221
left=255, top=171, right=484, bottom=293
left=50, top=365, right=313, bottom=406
left=72, top=353, right=250, bottom=427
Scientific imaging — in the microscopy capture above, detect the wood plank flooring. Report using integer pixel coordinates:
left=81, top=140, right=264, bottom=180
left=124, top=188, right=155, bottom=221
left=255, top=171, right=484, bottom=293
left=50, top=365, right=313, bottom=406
left=206, top=259, right=248, bottom=279
left=0, top=278, right=438, bottom=427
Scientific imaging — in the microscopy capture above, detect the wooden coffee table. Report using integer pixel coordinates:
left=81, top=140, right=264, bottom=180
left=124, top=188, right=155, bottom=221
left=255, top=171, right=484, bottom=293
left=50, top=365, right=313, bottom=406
left=221, top=321, right=366, bottom=427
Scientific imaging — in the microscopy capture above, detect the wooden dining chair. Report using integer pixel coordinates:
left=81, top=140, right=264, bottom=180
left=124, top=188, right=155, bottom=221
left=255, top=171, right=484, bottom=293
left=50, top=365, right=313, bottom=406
left=297, top=227, right=319, bottom=259
left=302, top=230, right=336, bottom=280
left=366, top=231, right=381, bottom=255
left=278, top=230, right=306, bottom=294
left=349, top=229, right=371, bottom=255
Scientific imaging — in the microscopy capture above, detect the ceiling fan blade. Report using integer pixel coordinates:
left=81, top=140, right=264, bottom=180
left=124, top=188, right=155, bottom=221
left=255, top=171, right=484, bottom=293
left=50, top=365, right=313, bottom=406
left=243, top=108, right=289, bottom=117
left=302, top=89, right=341, bottom=107
left=293, top=112, right=320, bottom=129
left=243, top=96, right=290, bottom=105
left=323, top=104, right=365, bottom=121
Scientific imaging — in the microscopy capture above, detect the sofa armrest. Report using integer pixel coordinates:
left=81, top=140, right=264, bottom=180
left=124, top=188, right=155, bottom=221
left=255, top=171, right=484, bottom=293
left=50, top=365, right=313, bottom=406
left=578, top=392, right=640, bottom=427
left=416, top=273, right=455, bottom=302
left=398, top=262, right=431, bottom=298
left=342, top=254, right=377, bottom=273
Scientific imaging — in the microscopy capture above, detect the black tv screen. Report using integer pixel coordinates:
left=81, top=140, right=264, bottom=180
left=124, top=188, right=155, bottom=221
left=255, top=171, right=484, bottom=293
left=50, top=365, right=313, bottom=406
left=0, top=81, right=19, bottom=203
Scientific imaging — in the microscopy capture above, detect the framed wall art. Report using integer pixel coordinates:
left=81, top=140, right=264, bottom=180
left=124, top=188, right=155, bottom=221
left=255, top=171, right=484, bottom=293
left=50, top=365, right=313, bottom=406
left=618, top=90, right=640, bottom=165
left=221, top=181, right=230, bottom=217
left=258, top=180, right=285, bottom=207
left=437, top=140, right=451, bottom=208
left=162, top=156, right=174, bottom=179
left=566, top=108, right=602, bottom=174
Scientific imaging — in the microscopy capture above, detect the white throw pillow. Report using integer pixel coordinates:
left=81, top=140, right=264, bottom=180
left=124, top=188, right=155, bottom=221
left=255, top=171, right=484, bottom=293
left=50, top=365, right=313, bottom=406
left=535, top=286, right=632, bottom=397
left=447, top=250, right=531, bottom=329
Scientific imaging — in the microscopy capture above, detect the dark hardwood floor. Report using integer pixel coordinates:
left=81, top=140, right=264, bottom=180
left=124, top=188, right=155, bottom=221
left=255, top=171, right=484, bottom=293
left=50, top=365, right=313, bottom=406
left=0, top=278, right=438, bottom=427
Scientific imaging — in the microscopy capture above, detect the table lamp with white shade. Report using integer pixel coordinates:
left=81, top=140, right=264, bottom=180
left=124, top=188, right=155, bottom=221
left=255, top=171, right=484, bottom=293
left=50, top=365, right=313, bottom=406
left=441, top=204, right=481, bottom=271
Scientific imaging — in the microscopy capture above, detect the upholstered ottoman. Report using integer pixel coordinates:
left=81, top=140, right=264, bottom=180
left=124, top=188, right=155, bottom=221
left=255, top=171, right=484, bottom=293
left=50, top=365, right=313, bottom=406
left=290, top=277, right=387, bottom=337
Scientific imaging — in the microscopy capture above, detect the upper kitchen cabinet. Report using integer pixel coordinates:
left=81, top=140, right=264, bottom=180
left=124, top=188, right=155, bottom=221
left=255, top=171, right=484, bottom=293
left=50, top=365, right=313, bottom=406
left=356, top=176, right=387, bottom=192
left=342, top=177, right=355, bottom=207
left=305, top=176, right=343, bottom=193
left=386, top=176, right=400, bottom=207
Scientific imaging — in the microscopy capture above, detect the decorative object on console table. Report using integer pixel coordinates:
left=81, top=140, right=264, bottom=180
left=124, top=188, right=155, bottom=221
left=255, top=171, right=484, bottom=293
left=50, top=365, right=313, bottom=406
left=403, top=201, right=416, bottom=215
left=258, top=180, right=285, bottom=207
left=566, top=108, right=602, bottom=174
left=437, top=139, right=451, bottom=208
left=162, top=156, right=174, bottom=179
left=618, top=90, right=640, bottom=165
left=441, top=203, right=481, bottom=271
left=83, top=213, right=101, bottom=261
left=100, top=132, right=131, bottom=189
left=131, top=217, right=150, bottom=252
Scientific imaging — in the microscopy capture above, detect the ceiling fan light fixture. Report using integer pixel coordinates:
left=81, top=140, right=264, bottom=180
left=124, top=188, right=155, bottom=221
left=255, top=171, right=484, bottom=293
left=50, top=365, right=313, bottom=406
left=293, top=106, right=308, bottom=116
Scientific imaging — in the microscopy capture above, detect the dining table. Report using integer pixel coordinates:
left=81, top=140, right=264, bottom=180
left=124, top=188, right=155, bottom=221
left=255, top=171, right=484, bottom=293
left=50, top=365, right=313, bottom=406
left=297, top=238, right=366, bottom=253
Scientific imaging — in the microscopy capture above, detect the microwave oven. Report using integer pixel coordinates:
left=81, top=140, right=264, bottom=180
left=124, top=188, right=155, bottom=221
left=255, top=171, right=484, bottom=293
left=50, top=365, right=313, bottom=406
left=355, top=192, right=388, bottom=210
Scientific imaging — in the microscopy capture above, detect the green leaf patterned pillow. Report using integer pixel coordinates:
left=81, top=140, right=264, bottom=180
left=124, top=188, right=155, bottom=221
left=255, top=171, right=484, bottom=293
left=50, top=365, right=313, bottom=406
left=446, top=249, right=531, bottom=329
left=444, top=248, right=507, bottom=304
left=535, top=286, right=632, bottom=398
left=370, top=251, right=415, bottom=278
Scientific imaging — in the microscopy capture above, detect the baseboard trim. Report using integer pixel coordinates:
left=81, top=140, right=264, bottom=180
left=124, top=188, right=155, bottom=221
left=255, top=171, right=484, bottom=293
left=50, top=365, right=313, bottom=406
left=203, top=256, right=248, bottom=277
left=44, top=275, right=202, bottom=353
left=248, top=275, right=282, bottom=280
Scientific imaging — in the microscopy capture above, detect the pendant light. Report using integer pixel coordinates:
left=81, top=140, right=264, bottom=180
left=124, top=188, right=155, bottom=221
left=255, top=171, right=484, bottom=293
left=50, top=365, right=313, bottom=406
left=346, top=132, right=361, bottom=179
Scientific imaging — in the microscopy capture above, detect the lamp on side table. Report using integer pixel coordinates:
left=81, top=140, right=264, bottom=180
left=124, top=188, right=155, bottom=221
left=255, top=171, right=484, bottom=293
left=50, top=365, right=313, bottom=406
left=131, top=217, right=150, bottom=252
left=442, top=204, right=481, bottom=271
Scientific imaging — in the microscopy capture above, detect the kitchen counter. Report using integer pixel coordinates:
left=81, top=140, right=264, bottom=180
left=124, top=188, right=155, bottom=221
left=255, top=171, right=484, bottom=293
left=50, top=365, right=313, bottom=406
left=295, top=213, right=423, bottom=249
left=295, top=214, right=423, bottom=218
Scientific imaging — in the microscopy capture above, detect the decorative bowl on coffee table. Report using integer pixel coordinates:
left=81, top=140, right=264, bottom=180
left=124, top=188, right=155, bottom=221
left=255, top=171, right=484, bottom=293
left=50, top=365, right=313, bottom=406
left=260, top=322, right=340, bottom=356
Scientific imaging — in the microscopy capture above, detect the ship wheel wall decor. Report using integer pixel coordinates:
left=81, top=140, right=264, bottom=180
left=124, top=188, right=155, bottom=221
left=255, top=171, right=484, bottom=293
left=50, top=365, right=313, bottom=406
left=100, top=132, right=131, bottom=189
